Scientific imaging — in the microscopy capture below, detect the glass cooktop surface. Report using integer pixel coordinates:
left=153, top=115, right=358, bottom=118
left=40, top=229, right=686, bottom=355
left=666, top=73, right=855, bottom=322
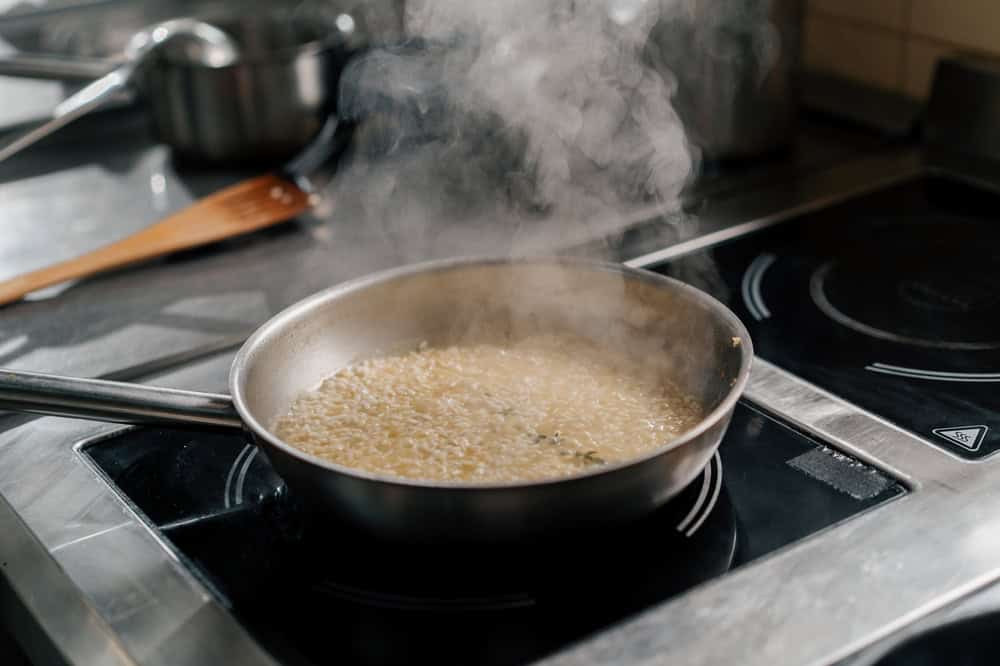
left=84, top=402, right=902, bottom=665
left=656, top=175, right=1000, bottom=459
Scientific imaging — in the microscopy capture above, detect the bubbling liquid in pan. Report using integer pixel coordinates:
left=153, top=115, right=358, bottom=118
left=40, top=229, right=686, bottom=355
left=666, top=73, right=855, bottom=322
left=271, top=335, right=703, bottom=483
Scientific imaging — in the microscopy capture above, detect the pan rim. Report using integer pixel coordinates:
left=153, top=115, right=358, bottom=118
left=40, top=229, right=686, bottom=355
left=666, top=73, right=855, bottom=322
left=229, top=255, right=753, bottom=491
left=155, top=35, right=339, bottom=68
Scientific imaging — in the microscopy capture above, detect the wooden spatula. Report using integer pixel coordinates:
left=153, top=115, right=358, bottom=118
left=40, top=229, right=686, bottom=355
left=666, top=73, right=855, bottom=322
left=0, top=117, right=348, bottom=306
left=0, top=173, right=311, bottom=305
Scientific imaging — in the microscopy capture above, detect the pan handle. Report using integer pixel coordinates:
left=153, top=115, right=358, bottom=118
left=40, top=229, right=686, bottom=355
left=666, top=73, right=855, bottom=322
left=0, top=62, right=135, bottom=164
left=0, top=54, right=118, bottom=81
left=0, top=369, right=243, bottom=430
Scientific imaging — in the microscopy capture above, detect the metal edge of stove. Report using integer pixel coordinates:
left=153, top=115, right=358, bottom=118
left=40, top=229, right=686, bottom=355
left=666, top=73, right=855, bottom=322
left=618, top=150, right=924, bottom=270
left=0, top=489, right=132, bottom=666
left=0, top=355, right=279, bottom=666
left=5, top=144, right=1000, bottom=666
left=844, top=575, right=1000, bottom=666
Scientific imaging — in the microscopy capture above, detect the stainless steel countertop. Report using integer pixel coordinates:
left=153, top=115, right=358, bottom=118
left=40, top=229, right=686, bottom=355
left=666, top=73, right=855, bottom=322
left=6, top=108, right=999, bottom=666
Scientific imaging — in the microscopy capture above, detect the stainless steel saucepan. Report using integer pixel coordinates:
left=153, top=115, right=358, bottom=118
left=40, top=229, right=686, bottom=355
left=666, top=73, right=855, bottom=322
left=0, top=258, right=752, bottom=543
left=0, top=9, right=375, bottom=164
left=141, top=12, right=369, bottom=163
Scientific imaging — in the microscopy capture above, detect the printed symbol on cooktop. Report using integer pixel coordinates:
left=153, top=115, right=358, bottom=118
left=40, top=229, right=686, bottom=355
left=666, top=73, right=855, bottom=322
left=899, top=276, right=1000, bottom=313
left=741, top=253, right=777, bottom=320
left=932, top=425, right=989, bottom=452
left=865, top=363, right=1000, bottom=383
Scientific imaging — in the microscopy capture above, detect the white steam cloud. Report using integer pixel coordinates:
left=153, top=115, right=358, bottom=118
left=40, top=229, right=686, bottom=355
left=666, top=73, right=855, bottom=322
left=328, top=0, right=699, bottom=259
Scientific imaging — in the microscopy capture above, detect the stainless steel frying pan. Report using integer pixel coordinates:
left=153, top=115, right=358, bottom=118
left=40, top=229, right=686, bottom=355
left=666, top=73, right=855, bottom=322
left=0, top=257, right=752, bottom=542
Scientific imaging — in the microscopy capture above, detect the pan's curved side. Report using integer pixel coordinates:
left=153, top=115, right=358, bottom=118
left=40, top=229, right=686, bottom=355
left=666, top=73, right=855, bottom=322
left=231, top=257, right=751, bottom=543
left=250, top=410, right=730, bottom=543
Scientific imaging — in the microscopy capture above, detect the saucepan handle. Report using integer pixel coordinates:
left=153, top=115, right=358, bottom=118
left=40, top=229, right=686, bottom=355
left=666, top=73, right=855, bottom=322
left=0, top=369, right=243, bottom=430
left=0, top=54, right=117, bottom=81
left=0, top=62, right=135, bottom=164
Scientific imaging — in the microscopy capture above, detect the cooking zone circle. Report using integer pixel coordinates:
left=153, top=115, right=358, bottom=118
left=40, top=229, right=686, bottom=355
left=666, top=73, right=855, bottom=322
left=306, top=453, right=734, bottom=613
left=213, top=452, right=737, bottom=666
left=808, top=221, right=1000, bottom=351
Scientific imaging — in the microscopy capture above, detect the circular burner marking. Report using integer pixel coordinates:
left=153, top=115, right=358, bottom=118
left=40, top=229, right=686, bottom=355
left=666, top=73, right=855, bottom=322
left=677, top=451, right=723, bottom=537
left=865, top=362, right=1000, bottom=383
left=811, top=261, right=1000, bottom=351
left=302, top=452, right=736, bottom=614
left=741, top=253, right=777, bottom=320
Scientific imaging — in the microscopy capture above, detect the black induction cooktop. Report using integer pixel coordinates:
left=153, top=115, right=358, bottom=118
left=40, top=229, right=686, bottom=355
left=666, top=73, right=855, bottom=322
left=656, top=174, right=1000, bottom=459
left=84, top=402, right=902, bottom=666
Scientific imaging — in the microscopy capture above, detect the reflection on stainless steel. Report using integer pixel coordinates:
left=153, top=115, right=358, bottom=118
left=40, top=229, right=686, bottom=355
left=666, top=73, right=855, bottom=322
left=123, top=17, right=237, bottom=67
left=0, top=488, right=134, bottom=666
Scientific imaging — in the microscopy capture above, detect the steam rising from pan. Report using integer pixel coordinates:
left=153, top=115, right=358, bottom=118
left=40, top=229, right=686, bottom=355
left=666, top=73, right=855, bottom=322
left=330, top=0, right=699, bottom=259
